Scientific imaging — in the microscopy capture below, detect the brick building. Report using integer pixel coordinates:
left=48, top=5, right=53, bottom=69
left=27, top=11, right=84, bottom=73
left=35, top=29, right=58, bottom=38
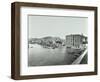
left=66, top=34, right=87, bottom=49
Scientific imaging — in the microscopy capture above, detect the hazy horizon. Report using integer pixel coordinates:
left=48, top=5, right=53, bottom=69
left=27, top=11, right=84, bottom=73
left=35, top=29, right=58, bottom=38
left=29, top=15, right=88, bottom=39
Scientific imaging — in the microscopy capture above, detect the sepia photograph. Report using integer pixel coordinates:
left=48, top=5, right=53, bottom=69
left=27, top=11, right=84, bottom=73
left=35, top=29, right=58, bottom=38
left=28, top=15, right=88, bottom=66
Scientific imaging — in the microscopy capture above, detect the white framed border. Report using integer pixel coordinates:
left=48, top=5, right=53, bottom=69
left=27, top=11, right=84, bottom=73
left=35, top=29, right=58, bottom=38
left=20, top=7, right=95, bottom=75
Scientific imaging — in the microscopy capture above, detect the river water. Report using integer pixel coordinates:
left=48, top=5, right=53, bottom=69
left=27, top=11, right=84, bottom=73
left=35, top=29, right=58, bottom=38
left=28, top=44, right=79, bottom=66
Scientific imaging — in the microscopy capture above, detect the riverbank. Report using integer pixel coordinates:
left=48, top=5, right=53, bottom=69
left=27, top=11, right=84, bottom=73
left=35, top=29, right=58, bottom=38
left=28, top=44, right=84, bottom=66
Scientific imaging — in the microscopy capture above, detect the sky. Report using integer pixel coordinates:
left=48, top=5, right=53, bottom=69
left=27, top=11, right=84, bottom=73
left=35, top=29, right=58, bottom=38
left=28, top=15, right=88, bottom=39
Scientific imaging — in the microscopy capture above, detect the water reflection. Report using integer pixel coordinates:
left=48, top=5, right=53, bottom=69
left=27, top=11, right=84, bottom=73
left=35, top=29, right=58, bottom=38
left=28, top=44, right=79, bottom=66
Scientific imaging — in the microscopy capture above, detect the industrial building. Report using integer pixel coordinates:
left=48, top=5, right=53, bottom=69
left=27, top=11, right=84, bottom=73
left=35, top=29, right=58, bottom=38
left=66, top=34, right=87, bottom=49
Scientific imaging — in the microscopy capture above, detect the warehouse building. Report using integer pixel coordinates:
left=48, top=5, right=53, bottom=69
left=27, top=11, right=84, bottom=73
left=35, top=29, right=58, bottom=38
left=66, top=34, right=87, bottom=49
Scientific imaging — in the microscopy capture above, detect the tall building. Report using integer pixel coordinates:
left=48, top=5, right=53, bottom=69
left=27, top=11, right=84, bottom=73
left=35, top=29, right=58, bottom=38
left=66, top=34, right=87, bottom=49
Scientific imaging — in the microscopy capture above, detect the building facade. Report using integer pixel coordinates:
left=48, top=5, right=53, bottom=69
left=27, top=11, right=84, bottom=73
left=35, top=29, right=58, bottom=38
left=66, top=34, right=87, bottom=49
